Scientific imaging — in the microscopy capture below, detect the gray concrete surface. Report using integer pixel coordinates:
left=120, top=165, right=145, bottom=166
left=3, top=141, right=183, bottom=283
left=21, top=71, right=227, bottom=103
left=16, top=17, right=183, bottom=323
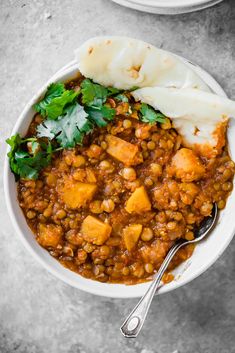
left=0, top=0, right=235, bottom=352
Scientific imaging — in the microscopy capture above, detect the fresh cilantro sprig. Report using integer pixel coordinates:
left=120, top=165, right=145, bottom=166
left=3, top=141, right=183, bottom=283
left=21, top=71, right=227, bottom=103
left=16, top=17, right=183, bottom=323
left=34, top=83, right=65, bottom=117
left=35, top=79, right=118, bottom=145
left=81, top=79, right=120, bottom=106
left=34, top=83, right=79, bottom=120
left=85, top=105, right=115, bottom=127
left=140, top=103, right=166, bottom=124
left=80, top=79, right=117, bottom=127
left=81, top=79, right=108, bottom=106
left=44, top=90, right=80, bottom=120
left=7, top=79, right=168, bottom=181
left=37, top=103, right=93, bottom=148
left=6, top=134, right=53, bottom=180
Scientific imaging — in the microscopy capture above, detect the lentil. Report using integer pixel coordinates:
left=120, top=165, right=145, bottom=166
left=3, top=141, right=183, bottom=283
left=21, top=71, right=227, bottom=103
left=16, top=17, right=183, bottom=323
left=102, top=199, right=115, bottom=213
left=144, top=263, right=154, bottom=274
left=141, top=228, right=154, bottom=241
left=147, top=141, right=156, bottom=150
left=123, top=119, right=132, bottom=129
left=121, top=167, right=136, bottom=181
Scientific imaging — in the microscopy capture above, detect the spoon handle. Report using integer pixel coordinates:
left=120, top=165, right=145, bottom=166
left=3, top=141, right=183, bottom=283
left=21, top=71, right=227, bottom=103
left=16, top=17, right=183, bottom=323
left=120, top=239, right=185, bottom=338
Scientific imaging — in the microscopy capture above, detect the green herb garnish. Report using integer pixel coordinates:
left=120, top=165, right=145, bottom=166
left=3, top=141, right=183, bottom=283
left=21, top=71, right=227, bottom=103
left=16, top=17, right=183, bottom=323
left=81, top=79, right=108, bottom=106
left=140, top=103, right=166, bottom=124
left=34, top=83, right=65, bottom=117
left=6, top=134, right=53, bottom=180
left=34, top=83, right=79, bottom=120
left=85, top=105, right=116, bottom=127
left=115, top=94, right=129, bottom=103
left=45, top=90, right=80, bottom=120
left=81, top=79, right=117, bottom=127
left=81, top=79, right=121, bottom=106
left=37, top=103, right=93, bottom=148
left=107, top=87, right=121, bottom=96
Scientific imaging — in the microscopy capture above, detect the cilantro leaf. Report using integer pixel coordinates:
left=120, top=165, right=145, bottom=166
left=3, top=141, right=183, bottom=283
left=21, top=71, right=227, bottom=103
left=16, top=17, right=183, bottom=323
left=6, top=134, right=23, bottom=178
left=6, top=134, right=52, bottom=180
left=45, top=90, right=80, bottom=120
left=37, top=103, right=93, bottom=148
left=34, top=83, right=65, bottom=117
left=115, top=94, right=129, bottom=103
left=85, top=105, right=116, bottom=127
left=81, top=79, right=121, bottom=107
left=34, top=82, right=79, bottom=120
left=107, top=87, right=121, bottom=96
left=80, top=79, right=117, bottom=127
left=81, top=79, right=108, bottom=106
left=6, top=134, right=22, bottom=160
left=101, top=105, right=116, bottom=120
left=130, top=86, right=139, bottom=91
left=31, top=141, right=40, bottom=154
left=37, top=121, right=56, bottom=140
left=140, top=103, right=166, bottom=124
left=14, top=150, right=51, bottom=180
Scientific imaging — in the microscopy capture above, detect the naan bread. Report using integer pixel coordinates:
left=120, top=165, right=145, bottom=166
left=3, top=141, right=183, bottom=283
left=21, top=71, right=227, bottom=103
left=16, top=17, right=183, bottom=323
left=75, top=36, right=210, bottom=91
left=75, top=36, right=234, bottom=157
left=132, top=87, right=235, bottom=157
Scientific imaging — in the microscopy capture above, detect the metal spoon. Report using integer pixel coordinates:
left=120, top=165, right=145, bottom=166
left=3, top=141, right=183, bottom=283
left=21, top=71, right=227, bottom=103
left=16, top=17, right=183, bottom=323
left=120, top=203, right=218, bottom=338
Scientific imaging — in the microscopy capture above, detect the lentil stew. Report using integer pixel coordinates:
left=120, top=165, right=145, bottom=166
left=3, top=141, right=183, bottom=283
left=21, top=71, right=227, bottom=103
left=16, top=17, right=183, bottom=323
left=9, top=75, right=235, bottom=285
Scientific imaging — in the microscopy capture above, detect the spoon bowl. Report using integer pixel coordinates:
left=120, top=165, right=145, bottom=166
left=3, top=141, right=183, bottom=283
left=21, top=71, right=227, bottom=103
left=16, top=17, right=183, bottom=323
left=120, top=203, right=218, bottom=338
left=192, top=204, right=218, bottom=241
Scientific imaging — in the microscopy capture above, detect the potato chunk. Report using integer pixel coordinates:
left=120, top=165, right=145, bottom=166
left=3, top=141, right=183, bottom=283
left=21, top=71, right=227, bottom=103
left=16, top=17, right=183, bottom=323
left=106, top=134, right=139, bottom=166
left=125, top=186, right=151, bottom=214
left=123, top=224, right=143, bottom=251
left=38, top=224, right=62, bottom=248
left=58, top=178, right=97, bottom=209
left=171, top=148, right=205, bottom=182
left=81, top=215, right=112, bottom=245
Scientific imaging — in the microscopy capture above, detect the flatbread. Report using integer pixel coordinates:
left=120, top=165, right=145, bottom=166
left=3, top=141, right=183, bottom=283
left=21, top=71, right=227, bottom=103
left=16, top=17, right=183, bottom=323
left=75, top=36, right=210, bottom=91
left=75, top=36, right=235, bottom=156
left=132, top=87, right=235, bottom=157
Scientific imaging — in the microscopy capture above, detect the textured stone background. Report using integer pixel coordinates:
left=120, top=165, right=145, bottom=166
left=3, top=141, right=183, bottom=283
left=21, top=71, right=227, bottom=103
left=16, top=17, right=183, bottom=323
left=0, top=0, right=235, bottom=352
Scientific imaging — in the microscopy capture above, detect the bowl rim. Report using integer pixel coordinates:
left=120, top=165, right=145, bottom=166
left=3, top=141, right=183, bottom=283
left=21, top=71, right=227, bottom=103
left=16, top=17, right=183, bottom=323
left=121, top=0, right=221, bottom=8
left=4, top=55, right=235, bottom=298
left=110, top=0, right=223, bottom=14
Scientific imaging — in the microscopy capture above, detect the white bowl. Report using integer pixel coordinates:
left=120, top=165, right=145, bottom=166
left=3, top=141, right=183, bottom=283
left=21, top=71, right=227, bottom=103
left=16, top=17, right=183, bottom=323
left=4, top=57, right=235, bottom=298
left=111, top=0, right=223, bottom=15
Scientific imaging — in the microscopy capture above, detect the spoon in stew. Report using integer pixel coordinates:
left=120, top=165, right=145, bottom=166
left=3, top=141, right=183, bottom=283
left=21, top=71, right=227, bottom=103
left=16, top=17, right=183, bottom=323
left=120, top=203, right=218, bottom=338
